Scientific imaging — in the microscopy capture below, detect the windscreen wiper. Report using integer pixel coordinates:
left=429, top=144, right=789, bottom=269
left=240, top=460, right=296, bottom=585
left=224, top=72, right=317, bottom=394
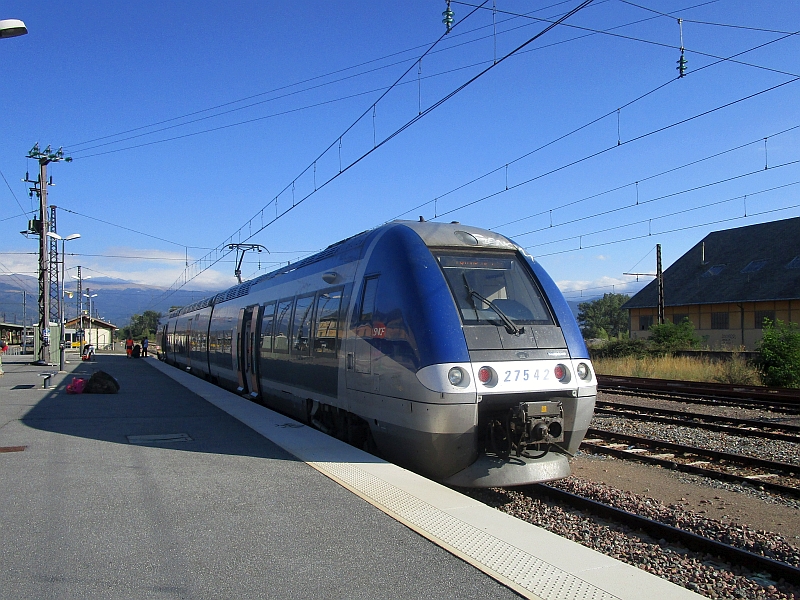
left=462, top=275, right=524, bottom=335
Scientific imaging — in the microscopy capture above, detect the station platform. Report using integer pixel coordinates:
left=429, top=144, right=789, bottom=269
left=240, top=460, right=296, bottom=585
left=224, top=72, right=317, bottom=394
left=0, top=353, right=702, bottom=599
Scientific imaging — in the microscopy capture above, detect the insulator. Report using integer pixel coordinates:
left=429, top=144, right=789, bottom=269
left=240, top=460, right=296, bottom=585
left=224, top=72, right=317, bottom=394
left=442, top=1, right=454, bottom=33
left=676, top=51, right=688, bottom=77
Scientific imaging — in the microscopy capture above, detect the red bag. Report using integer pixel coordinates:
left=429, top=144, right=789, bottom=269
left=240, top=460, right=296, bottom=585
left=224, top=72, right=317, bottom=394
left=66, top=377, right=86, bottom=394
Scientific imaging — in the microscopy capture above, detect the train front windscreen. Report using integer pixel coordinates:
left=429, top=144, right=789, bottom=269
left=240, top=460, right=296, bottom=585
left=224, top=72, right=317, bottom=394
left=434, top=252, right=554, bottom=328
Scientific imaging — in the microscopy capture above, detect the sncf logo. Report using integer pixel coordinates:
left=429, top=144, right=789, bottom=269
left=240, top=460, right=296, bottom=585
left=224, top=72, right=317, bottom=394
left=372, top=322, right=386, bottom=339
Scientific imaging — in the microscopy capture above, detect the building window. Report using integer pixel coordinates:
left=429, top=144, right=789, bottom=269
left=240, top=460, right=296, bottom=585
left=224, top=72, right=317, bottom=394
left=702, top=264, right=726, bottom=278
left=639, top=315, right=654, bottom=330
left=711, top=312, right=729, bottom=330
left=741, top=259, right=767, bottom=273
left=754, top=310, right=775, bottom=329
left=672, top=314, right=690, bottom=325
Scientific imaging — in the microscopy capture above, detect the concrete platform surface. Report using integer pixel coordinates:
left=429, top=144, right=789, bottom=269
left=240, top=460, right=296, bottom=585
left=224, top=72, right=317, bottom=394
left=0, top=354, right=520, bottom=600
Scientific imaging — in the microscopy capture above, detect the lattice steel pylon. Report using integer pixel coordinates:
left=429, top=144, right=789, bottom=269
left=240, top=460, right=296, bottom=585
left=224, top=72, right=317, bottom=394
left=48, top=205, right=60, bottom=326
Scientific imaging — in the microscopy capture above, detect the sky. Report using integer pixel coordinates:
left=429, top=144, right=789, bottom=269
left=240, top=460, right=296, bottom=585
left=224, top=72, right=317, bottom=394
left=1, top=0, right=799, bottom=316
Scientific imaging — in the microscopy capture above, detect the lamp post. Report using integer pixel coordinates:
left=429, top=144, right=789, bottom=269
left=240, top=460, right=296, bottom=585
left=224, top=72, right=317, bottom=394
left=0, top=18, right=28, bottom=38
left=71, top=272, right=90, bottom=354
left=46, top=231, right=80, bottom=371
left=84, top=290, right=97, bottom=351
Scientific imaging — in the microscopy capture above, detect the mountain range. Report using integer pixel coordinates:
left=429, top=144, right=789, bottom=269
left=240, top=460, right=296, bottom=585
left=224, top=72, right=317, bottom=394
left=0, top=275, right=216, bottom=329
left=1, top=274, right=590, bottom=330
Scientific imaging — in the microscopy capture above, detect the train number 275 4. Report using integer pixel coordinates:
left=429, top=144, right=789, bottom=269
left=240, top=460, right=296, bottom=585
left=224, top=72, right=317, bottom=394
left=504, top=369, right=550, bottom=382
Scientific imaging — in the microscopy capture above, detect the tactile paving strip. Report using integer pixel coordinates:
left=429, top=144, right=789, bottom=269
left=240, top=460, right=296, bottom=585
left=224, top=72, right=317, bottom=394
left=313, top=461, right=620, bottom=600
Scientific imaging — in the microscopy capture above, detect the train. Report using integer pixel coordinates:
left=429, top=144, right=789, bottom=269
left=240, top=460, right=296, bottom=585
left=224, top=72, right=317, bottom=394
left=159, top=220, right=596, bottom=487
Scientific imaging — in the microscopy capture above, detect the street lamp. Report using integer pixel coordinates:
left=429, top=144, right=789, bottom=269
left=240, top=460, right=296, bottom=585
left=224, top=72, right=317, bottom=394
left=71, top=272, right=90, bottom=353
left=0, top=19, right=27, bottom=38
left=46, top=231, right=80, bottom=371
left=83, top=290, right=98, bottom=353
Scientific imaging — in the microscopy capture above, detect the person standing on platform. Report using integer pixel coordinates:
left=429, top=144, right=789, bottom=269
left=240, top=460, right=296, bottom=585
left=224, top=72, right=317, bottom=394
left=125, top=336, right=133, bottom=358
left=0, top=339, right=7, bottom=375
left=141, top=337, right=149, bottom=357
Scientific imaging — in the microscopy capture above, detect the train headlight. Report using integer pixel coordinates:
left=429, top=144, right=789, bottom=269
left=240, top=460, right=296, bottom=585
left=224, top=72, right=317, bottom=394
left=577, top=362, right=592, bottom=380
left=448, top=367, right=464, bottom=386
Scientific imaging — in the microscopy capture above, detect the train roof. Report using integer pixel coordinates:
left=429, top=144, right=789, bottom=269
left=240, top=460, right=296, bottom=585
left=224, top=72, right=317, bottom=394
left=167, top=221, right=522, bottom=318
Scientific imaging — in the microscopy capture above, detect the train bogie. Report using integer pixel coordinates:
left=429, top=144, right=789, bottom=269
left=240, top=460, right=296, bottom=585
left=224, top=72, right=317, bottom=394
left=161, top=221, right=596, bottom=487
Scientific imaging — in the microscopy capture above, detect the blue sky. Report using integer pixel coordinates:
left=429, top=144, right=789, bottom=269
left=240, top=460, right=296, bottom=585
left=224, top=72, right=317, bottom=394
left=1, top=0, right=799, bottom=312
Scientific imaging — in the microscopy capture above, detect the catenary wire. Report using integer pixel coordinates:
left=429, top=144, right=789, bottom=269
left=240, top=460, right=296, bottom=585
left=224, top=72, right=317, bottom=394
left=525, top=177, right=800, bottom=247
left=429, top=76, right=800, bottom=222
left=146, top=0, right=592, bottom=308
left=70, top=2, right=754, bottom=158
left=0, top=168, right=30, bottom=220
left=389, top=29, right=800, bottom=222
left=508, top=158, right=800, bottom=239
left=491, top=124, right=800, bottom=231
left=453, top=1, right=800, bottom=77
left=533, top=203, right=800, bottom=257
left=618, top=0, right=796, bottom=34
left=64, top=0, right=607, bottom=151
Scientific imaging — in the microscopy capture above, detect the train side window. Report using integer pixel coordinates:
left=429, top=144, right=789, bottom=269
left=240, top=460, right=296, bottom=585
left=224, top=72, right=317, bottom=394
left=260, top=302, right=276, bottom=354
left=291, top=295, right=315, bottom=356
left=359, top=276, right=379, bottom=322
left=314, top=288, right=343, bottom=358
left=274, top=299, right=293, bottom=354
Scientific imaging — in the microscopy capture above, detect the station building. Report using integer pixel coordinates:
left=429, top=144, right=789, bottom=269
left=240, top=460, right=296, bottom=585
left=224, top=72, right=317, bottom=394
left=63, top=316, right=118, bottom=350
left=623, top=217, right=800, bottom=350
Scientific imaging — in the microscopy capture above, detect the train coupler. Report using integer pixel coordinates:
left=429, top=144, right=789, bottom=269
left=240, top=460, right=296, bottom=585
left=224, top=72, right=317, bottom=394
left=488, top=400, right=564, bottom=459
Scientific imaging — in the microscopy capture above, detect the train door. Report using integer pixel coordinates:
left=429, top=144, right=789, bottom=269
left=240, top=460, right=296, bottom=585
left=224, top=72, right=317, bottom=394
left=346, top=276, right=380, bottom=393
left=232, top=307, right=247, bottom=394
left=245, top=305, right=261, bottom=399
left=185, top=317, right=193, bottom=371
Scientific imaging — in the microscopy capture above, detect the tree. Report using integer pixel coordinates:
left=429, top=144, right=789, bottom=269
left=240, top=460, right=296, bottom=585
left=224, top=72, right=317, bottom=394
left=754, top=319, right=800, bottom=388
left=577, top=293, right=630, bottom=339
left=648, top=318, right=701, bottom=353
left=119, top=310, right=163, bottom=340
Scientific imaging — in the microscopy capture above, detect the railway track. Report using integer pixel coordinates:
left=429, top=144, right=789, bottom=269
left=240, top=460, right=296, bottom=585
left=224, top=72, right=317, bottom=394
left=580, top=428, right=800, bottom=499
left=531, top=483, right=800, bottom=586
left=597, top=375, right=800, bottom=414
left=595, top=400, right=800, bottom=443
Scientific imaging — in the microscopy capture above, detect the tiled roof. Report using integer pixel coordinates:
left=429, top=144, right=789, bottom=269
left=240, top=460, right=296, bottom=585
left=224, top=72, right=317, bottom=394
left=623, top=217, right=800, bottom=309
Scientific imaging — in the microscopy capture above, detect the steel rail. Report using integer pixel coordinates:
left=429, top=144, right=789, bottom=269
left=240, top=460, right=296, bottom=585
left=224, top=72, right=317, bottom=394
left=594, top=403, right=800, bottom=443
left=598, top=375, right=800, bottom=406
left=531, top=484, right=800, bottom=586
left=597, top=400, right=800, bottom=433
left=582, top=429, right=800, bottom=499
left=598, top=384, right=800, bottom=415
left=586, top=428, right=798, bottom=472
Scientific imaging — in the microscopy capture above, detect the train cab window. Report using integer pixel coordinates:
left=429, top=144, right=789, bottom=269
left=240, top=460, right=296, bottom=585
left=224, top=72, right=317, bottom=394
left=260, top=302, right=276, bottom=354
left=291, top=295, right=314, bottom=356
left=435, top=252, right=554, bottom=326
left=274, top=300, right=293, bottom=354
left=314, top=289, right=343, bottom=358
left=359, top=277, right=379, bottom=322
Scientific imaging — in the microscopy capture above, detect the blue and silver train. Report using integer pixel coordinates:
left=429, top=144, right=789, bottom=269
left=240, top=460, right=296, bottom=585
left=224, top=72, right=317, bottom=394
left=160, top=220, right=596, bottom=487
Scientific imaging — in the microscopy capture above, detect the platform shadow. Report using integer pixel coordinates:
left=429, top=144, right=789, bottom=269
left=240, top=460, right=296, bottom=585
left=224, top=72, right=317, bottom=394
left=17, top=354, right=381, bottom=464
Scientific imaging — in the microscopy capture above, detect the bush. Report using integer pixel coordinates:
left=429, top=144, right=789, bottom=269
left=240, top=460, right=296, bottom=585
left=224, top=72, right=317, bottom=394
left=754, top=319, right=800, bottom=388
left=590, top=337, right=649, bottom=359
left=713, top=353, right=760, bottom=385
left=648, top=319, right=701, bottom=354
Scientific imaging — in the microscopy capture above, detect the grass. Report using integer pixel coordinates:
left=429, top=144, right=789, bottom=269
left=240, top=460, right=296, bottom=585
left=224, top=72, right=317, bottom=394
left=593, top=354, right=762, bottom=385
